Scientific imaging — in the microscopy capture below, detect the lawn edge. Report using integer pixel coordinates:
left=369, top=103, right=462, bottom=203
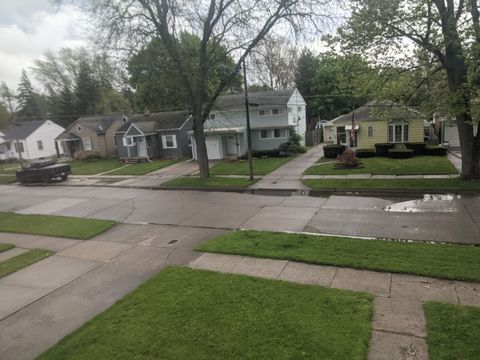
left=0, top=248, right=53, bottom=279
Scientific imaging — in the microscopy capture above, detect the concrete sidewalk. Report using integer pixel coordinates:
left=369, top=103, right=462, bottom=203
left=249, top=144, right=324, bottom=190
left=190, top=252, right=480, bottom=360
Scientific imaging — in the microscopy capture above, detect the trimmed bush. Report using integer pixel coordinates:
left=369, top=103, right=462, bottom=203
left=335, top=149, right=362, bottom=168
left=252, top=150, right=280, bottom=158
left=425, top=145, right=448, bottom=156
left=375, top=143, right=395, bottom=156
left=388, top=148, right=414, bottom=159
left=297, top=145, right=307, bottom=153
left=324, top=144, right=346, bottom=158
left=406, top=142, right=427, bottom=155
left=355, top=148, right=376, bottom=158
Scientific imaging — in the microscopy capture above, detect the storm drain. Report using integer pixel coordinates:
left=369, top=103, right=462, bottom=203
left=168, top=240, right=178, bottom=244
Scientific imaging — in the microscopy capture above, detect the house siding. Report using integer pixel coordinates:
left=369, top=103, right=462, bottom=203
left=158, top=130, right=191, bottom=158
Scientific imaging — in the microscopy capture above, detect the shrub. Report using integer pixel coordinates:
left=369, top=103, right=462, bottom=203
left=355, top=148, right=376, bottom=158
left=425, top=145, right=448, bottom=156
left=375, top=143, right=395, bottom=156
left=278, top=142, right=297, bottom=157
left=252, top=150, right=279, bottom=158
left=324, top=144, right=346, bottom=158
left=297, top=145, right=307, bottom=153
left=335, top=149, right=362, bottom=168
left=388, top=148, right=414, bottom=159
left=405, top=142, right=427, bottom=155
left=75, top=151, right=102, bottom=161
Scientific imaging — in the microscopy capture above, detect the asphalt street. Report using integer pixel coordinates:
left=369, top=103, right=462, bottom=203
left=1, top=184, right=479, bottom=244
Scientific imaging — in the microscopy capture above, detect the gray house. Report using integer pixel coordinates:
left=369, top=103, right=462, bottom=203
left=190, top=89, right=306, bottom=160
left=115, top=111, right=192, bottom=160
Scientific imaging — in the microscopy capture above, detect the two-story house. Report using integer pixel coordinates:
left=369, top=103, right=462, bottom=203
left=56, top=113, right=128, bottom=158
left=190, top=89, right=306, bottom=160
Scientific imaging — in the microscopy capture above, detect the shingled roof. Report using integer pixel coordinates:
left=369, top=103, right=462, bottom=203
left=213, top=89, right=295, bottom=110
left=330, top=100, right=424, bottom=123
left=1, top=120, right=47, bottom=140
left=117, top=111, right=191, bottom=133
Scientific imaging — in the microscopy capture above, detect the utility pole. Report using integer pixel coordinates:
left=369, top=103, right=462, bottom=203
left=243, top=60, right=254, bottom=181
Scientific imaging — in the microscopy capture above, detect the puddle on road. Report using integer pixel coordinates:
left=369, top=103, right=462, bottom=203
left=384, top=194, right=462, bottom=213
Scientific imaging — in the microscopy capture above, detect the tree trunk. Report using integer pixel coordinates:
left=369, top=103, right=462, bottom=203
left=192, top=110, right=210, bottom=180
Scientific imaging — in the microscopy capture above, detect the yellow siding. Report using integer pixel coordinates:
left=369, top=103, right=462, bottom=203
left=327, top=118, right=425, bottom=148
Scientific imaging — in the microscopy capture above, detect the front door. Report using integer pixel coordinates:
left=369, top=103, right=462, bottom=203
left=137, top=137, right=147, bottom=157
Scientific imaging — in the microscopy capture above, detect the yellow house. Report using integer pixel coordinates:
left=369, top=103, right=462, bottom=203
left=323, top=101, right=425, bottom=149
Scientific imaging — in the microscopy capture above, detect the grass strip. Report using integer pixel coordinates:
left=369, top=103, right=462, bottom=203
left=0, top=175, right=16, bottom=184
left=163, top=176, right=255, bottom=188
left=198, top=230, right=480, bottom=282
left=0, top=249, right=52, bottom=279
left=424, top=302, right=480, bottom=360
left=108, top=159, right=182, bottom=175
left=0, top=213, right=116, bottom=240
left=306, top=156, right=458, bottom=175
left=69, top=159, right=123, bottom=175
left=211, top=157, right=294, bottom=176
left=38, top=267, right=372, bottom=360
left=304, top=178, right=480, bottom=191
left=0, top=243, right=14, bottom=253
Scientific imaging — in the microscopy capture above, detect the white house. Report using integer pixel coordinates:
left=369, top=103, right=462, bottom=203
left=191, top=88, right=307, bottom=160
left=0, top=120, right=65, bottom=161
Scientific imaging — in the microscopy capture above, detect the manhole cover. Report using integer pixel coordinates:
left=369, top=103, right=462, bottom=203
left=168, top=240, right=178, bottom=244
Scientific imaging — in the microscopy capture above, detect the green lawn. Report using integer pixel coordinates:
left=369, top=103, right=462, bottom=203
left=0, top=213, right=116, bottom=240
left=305, top=156, right=458, bottom=175
left=0, top=249, right=52, bottom=279
left=211, top=156, right=294, bottom=176
left=0, top=243, right=14, bottom=253
left=108, top=159, right=183, bottom=175
left=198, top=230, right=480, bottom=282
left=69, top=159, right=123, bottom=175
left=38, top=267, right=372, bottom=360
left=0, top=175, right=16, bottom=184
left=424, top=302, right=480, bottom=360
left=163, top=176, right=256, bottom=188
left=304, top=178, right=480, bottom=191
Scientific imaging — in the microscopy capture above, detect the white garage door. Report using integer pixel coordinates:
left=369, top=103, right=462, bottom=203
left=206, top=138, right=221, bottom=159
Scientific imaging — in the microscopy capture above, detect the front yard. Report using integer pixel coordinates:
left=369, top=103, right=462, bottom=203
left=305, top=156, right=458, bottom=175
left=211, top=156, right=294, bottom=176
left=0, top=213, right=116, bottom=239
left=304, top=178, right=480, bottom=191
left=198, top=230, right=480, bottom=282
left=107, top=159, right=183, bottom=175
left=69, top=159, right=122, bottom=175
left=424, top=302, right=480, bottom=360
left=38, top=267, right=372, bottom=360
left=163, top=176, right=255, bottom=188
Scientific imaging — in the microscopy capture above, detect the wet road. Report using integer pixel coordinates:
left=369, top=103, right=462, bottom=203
left=1, top=184, right=479, bottom=244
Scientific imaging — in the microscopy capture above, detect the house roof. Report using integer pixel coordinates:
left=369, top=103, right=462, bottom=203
left=56, top=113, right=126, bottom=141
left=117, top=111, right=191, bottom=133
left=1, top=120, right=47, bottom=140
left=213, top=89, right=295, bottom=110
left=330, top=100, right=424, bottom=123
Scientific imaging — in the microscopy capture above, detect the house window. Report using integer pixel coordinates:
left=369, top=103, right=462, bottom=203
left=6, top=143, right=11, bottom=151
left=114, top=136, right=117, bottom=146
left=260, top=130, right=271, bottom=139
left=336, top=126, right=346, bottom=145
left=272, top=108, right=279, bottom=115
left=37, top=140, right=43, bottom=150
left=367, top=126, right=374, bottom=137
left=162, top=135, right=177, bottom=149
left=209, top=113, right=216, bottom=120
left=259, top=110, right=266, bottom=116
left=388, top=124, right=409, bottom=143
left=298, top=106, right=302, bottom=112
left=274, top=129, right=287, bottom=138
left=82, top=137, right=92, bottom=150
left=77, top=126, right=82, bottom=132
left=14, top=142, right=24, bottom=153
left=123, top=137, right=133, bottom=146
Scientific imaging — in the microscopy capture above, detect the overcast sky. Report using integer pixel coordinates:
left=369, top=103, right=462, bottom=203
left=0, top=0, right=86, bottom=90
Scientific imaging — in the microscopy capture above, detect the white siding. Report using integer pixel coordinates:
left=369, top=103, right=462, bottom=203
left=23, top=121, right=65, bottom=160
left=287, top=89, right=307, bottom=145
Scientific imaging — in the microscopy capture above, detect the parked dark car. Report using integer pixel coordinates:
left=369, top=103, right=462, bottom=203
left=16, top=160, right=71, bottom=184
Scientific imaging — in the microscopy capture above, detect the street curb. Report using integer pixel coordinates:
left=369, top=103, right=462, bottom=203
left=306, top=188, right=480, bottom=196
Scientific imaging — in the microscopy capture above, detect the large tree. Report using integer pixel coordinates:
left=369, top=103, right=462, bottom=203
left=128, top=33, right=241, bottom=112
left=336, top=0, right=480, bottom=179
left=16, top=70, right=45, bottom=120
left=59, top=0, right=335, bottom=179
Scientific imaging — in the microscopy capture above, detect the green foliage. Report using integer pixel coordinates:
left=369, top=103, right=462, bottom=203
left=210, top=157, right=294, bottom=176
left=0, top=249, right=53, bottom=279
left=128, top=33, right=241, bottom=112
left=38, top=267, right=373, bottom=360
left=163, top=176, right=255, bottom=188
left=0, top=103, right=9, bottom=128
left=16, top=70, right=46, bottom=120
left=199, top=230, right=480, bottom=282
